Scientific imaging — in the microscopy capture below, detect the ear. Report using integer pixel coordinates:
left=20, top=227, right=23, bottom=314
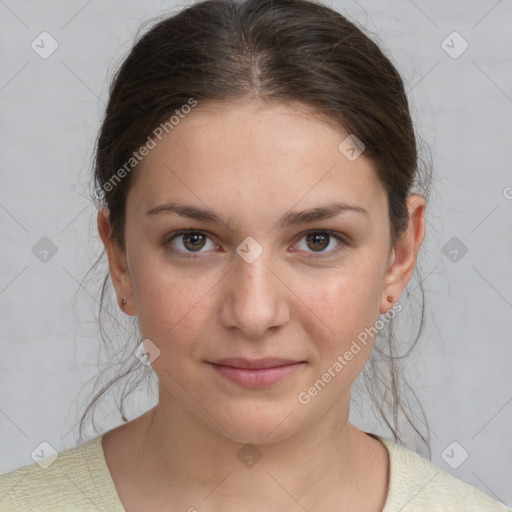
left=97, top=208, right=137, bottom=315
left=379, top=194, right=426, bottom=314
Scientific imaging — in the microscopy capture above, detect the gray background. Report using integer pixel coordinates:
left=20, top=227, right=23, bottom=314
left=1, top=0, right=511, bottom=506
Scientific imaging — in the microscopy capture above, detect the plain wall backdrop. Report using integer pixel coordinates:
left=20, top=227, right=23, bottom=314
left=1, top=0, right=511, bottom=507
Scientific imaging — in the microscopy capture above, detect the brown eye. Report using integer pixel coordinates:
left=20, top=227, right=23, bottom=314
left=182, top=232, right=206, bottom=251
left=306, top=232, right=330, bottom=251
left=167, top=230, right=218, bottom=258
left=293, top=230, right=347, bottom=259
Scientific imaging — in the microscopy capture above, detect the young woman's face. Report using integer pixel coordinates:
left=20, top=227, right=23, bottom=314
left=106, top=100, right=412, bottom=444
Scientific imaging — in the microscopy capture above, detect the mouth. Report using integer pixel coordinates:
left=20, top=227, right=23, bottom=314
left=208, top=358, right=306, bottom=388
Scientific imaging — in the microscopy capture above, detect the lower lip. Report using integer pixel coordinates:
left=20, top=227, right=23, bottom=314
left=209, top=362, right=304, bottom=388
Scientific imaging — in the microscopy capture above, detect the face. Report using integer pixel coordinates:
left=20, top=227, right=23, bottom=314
left=99, top=100, right=423, bottom=444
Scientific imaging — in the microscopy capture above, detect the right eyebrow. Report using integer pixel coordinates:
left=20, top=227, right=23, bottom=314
left=146, top=202, right=224, bottom=223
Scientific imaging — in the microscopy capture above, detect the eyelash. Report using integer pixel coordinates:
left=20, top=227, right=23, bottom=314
left=165, top=229, right=348, bottom=260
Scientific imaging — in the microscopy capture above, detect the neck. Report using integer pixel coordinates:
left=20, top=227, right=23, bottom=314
left=130, top=384, right=387, bottom=511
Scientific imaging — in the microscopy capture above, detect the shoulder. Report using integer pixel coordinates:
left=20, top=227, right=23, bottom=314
left=0, top=435, right=124, bottom=512
left=376, top=435, right=510, bottom=512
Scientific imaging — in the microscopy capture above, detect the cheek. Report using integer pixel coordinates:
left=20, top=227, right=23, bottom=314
left=294, top=263, right=384, bottom=358
left=130, top=256, right=217, bottom=363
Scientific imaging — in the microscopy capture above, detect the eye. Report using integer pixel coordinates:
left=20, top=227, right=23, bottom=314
left=293, top=230, right=347, bottom=259
left=166, top=230, right=219, bottom=258
left=166, top=229, right=348, bottom=260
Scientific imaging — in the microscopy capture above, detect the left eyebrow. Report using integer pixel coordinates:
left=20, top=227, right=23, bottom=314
left=145, top=201, right=368, bottom=227
left=276, top=202, right=369, bottom=229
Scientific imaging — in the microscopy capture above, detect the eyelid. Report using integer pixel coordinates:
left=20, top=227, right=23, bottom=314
left=166, top=229, right=221, bottom=259
left=291, top=229, right=348, bottom=259
left=166, top=229, right=348, bottom=259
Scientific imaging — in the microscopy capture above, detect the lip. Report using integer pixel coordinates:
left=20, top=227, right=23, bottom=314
left=211, top=357, right=301, bottom=369
left=208, top=358, right=305, bottom=388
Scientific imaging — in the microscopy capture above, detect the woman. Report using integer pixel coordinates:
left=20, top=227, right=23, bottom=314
left=0, top=0, right=509, bottom=510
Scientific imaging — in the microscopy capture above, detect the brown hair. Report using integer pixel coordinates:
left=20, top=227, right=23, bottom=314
left=79, top=0, right=432, bottom=454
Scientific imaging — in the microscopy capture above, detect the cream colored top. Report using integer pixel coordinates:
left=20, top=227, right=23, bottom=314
left=0, top=433, right=509, bottom=511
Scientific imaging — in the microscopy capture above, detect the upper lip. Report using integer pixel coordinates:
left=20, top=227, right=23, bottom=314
left=209, top=358, right=303, bottom=369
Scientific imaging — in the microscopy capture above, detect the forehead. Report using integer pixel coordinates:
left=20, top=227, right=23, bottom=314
left=126, top=100, right=386, bottom=222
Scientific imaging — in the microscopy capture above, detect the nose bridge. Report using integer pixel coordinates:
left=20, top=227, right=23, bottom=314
left=221, top=246, right=289, bottom=339
left=236, top=252, right=272, bottom=298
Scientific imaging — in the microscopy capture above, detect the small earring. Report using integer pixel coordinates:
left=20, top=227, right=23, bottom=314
left=121, top=298, right=126, bottom=305
left=386, top=296, right=394, bottom=303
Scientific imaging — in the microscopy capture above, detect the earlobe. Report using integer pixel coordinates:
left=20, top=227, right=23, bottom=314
left=379, top=250, right=398, bottom=314
left=379, top=194, right=426, bottom=314
left=97, top=208, right=136, bottom=315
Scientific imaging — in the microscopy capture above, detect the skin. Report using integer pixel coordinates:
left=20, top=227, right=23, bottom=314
left=98, top=99, right=426, bottom=512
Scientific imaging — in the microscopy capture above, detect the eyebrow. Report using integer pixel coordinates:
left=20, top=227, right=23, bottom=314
left=145, top=201, right=368, bottom=228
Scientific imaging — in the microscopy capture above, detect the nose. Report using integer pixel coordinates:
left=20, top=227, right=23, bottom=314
left=220, top=251, right=290, bottom=340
